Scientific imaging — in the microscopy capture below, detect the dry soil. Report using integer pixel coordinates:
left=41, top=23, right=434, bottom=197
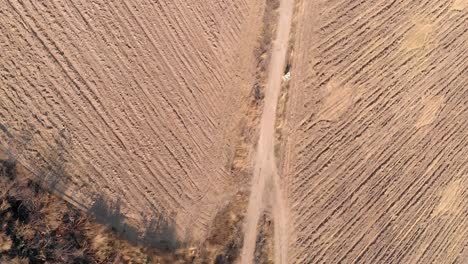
left=0, top=0, right=263, bottom=242
left=1, top=0, right=467, bottom=263
left=283, top=0, right=468, bottom=263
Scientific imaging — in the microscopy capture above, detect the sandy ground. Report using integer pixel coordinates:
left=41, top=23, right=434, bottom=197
left=283, top=0, right=468, bottom=262
left=240, top=0, right=294, bottom=263
left=0, top=0, right=263, bottom=241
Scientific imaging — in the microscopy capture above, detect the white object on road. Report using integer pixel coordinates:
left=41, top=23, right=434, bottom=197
left=282, top=71, right=291, bottom=82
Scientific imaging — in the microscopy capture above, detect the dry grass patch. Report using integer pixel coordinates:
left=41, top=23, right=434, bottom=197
left=231, top=0, right=281, bottom=175
left=195, top=191, right=249, bottom=263
left=254, top=212, right=274, bottom=264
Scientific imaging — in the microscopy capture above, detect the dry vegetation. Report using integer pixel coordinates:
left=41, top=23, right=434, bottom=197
left=0, top=157, right=156, bottom=263
left=274, top=0, right=302, bottom=165
left=253, top=212, right=274, bottom=264
left=231, top=0, right=281, bottom=174
left=255, top=0, right=281, bottom=72
left=196, top=192, right=249, bottom=263
left=274, top=69, right=291, bottom=163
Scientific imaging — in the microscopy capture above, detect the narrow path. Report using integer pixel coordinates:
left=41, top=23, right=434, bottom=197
left=240, top=0, right=294, bottom=263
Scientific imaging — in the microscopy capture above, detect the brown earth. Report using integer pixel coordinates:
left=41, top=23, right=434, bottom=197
left=1, top=0, right=467, bottom=263
left=282, top=0, right=467, bottom=263
left=0, top=0, right=265, bottom=244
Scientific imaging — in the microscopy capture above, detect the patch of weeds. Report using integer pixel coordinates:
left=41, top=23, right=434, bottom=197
left=254, top=212, right=274, bottom=264
left=196, top=191, right=249, bottom=264
left=230, top=0, right=281, bottom=176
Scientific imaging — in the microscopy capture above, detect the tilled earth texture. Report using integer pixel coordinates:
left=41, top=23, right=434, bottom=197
left=0, top=0, right=263, bottom=242
left=1, top=0, right=467, bottom=263
left=283, top=0, right=467, bottom=263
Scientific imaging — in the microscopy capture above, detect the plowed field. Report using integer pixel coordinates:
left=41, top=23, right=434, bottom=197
left=1, top=0, right=467, bottom=262
left=283, top=0, right=467, bottom=263
left=0, top=0, right=263, bottom=241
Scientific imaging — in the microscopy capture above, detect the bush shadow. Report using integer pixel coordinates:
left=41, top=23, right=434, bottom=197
left=88, top=194, right=180, bottom=253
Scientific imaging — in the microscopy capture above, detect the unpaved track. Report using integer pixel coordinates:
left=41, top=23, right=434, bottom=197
left=240, top=0, right=294, bottom=263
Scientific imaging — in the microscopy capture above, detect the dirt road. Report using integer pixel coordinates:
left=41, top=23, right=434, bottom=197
left=240, top=0, right=294, bottom=263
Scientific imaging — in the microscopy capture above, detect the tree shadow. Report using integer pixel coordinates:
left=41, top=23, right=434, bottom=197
left=35, top=129, right=72, bottom=193
left=88, top=194, right=179, bottom=252
left=0, top=158, right=16, bottom=180
left=142, top=215, right=178, bottom=251
left=0, top=123, right=71, bottom=192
